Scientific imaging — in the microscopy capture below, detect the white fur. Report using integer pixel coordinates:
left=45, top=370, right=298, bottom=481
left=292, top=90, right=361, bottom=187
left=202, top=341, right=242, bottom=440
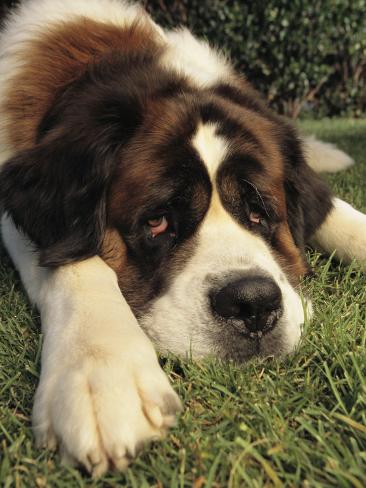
left=192, top=123, right=229, bottom=177
left=161, top=27, right=233, bottom=87
left=312, top=198, right=366, bottom=266
left=303, top=135, right=354, bottom=173
left=1, top=215, right=181, bottom=476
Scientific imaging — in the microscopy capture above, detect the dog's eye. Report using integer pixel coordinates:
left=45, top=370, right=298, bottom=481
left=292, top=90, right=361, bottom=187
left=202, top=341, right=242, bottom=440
left=248, top=209, right=274, bottom=239
left=147, top=216, right=169, bottom=237
left=249, top=211, right=262, bottom=225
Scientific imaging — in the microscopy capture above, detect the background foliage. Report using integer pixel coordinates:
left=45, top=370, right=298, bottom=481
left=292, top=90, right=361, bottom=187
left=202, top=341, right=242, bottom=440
left=1, top=0, right=365, bottom=118
left=143, top=0, right=366, bottom=119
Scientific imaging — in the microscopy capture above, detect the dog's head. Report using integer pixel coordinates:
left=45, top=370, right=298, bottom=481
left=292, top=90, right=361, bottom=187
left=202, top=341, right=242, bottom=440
left=0, top=52, right=331, bottom=361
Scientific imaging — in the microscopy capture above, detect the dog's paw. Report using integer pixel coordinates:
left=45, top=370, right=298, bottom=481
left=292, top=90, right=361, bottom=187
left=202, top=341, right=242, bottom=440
left=313, top=197, right=366, bottom=268
left=32, top=337, right=181, bottom=477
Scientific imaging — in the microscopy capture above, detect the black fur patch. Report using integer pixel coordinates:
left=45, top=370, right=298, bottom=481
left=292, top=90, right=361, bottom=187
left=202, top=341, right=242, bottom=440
left=278, top=123, right=333, bottom=252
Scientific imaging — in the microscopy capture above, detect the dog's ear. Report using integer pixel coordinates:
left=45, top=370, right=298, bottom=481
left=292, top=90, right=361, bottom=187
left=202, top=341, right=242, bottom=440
left=280, top=125, right=333, bottom=253
left=0, top=130, right=118, bottom=266
left=0, top=82, right=145, bottom=267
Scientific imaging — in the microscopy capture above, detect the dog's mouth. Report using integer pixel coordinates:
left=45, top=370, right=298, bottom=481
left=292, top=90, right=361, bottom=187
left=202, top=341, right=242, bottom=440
left=227, top=305, right=284, bottom=340
left=210, top=316, right=297, bottom=363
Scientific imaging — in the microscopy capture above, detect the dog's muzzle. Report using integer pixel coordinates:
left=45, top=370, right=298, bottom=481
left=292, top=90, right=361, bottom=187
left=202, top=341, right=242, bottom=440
left=210, top=272, right=283, bottom=339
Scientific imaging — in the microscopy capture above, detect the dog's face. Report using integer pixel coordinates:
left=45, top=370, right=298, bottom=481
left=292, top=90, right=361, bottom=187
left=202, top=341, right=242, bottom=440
left=1, top=59, right=325, bottom=362
left=103, top=91, right=308, bottom=362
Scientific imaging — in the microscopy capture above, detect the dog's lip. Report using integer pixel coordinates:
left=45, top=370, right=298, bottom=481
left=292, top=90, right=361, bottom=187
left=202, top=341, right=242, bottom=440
left=230, top=321, right=272, bottom=341
left=215, top=306, right=283, bottom=341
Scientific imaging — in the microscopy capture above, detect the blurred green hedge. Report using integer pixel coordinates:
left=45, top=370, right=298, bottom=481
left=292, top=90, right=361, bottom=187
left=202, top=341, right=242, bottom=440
left=143, top=0, right=366, bottom=118
left=1, top=0, right=365, bottom=118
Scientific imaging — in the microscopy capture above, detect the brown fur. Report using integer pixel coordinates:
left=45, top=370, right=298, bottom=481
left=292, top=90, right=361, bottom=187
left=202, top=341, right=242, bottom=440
left=274, top=223, right=308, bottom=282
left=3, top=17, right=162, bottom=151
left=101, top=228, right=127, bottom=277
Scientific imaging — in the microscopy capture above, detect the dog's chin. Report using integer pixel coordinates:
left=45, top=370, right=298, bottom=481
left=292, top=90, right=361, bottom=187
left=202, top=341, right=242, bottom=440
left=138, top=309, right=304, bottom=363
left=211, top=318, right=303, bottom=363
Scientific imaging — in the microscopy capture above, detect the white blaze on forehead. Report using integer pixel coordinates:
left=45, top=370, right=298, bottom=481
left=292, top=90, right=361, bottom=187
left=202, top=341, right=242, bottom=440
left=192, top=123, right=228, bottom=178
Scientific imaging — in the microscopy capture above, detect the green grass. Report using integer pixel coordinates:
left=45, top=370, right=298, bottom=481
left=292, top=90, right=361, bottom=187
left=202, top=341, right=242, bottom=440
left=1, top=118, right=366, bottom=487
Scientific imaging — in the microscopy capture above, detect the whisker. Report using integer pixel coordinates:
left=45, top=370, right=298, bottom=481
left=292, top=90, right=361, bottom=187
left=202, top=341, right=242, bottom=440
left=241, top=178, right=271, bottom=218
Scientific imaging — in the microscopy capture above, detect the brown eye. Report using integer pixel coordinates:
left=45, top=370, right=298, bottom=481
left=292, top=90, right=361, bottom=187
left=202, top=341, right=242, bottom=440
left=147, top=216, right=169, bottom=237
left=249, top=211, right=261, bottom=225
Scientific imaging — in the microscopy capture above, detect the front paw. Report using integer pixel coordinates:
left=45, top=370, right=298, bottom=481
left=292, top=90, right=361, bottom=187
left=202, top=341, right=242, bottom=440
left=32, top=343, right=181, bottom=476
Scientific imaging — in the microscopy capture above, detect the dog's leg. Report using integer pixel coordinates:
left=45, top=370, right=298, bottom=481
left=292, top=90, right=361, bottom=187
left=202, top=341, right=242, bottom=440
left=1, top=214, right=181, bottom=476
left=311, top=197, right=366, bottom=266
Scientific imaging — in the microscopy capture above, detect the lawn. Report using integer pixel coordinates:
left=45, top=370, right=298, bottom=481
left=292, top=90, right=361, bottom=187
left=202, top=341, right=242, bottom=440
left=1, top=118, right=366, bottom=487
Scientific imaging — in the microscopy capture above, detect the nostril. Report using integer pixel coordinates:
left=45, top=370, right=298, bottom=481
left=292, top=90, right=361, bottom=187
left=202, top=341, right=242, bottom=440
left=210, top=291, right=239, bottom=320
left=210, top=273, right=283, bottom=335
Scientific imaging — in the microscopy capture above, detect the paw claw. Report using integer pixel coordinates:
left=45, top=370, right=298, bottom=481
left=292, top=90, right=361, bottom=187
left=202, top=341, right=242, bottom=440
left=87, top=449, right=102, bottom=467
left=34, top=428, right=57, bottom=451
left=144, top=403, right=164, bottom=429
left=162, top=393, right=183, bottom=416
left=91, top=458, right=109, bottom=478
left=163, top=414, right=178, bottom=428
left=113, top=456, right=129, bottom=472
left=47, top=436, right=58, bottom=451
left=112, top=446, right=126, bottom=460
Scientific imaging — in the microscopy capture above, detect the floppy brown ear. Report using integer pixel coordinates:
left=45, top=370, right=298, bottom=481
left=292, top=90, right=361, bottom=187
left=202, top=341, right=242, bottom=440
left=0, top=129, right=119, bottom=267
left=0, top=52, right=156, bottom=266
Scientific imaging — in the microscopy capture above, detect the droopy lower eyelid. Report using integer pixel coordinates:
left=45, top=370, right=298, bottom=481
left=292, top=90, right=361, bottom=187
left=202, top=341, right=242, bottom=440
left=148, top=216, right=166, bottom=227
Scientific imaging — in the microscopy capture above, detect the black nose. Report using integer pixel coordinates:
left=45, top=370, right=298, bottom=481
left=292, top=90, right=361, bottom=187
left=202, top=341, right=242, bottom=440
left=210, top=274, right=282, bottom=335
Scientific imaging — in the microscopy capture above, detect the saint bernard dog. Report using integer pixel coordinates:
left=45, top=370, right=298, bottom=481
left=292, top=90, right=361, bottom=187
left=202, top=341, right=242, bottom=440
left=0, top=0, right=365, bottom=477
